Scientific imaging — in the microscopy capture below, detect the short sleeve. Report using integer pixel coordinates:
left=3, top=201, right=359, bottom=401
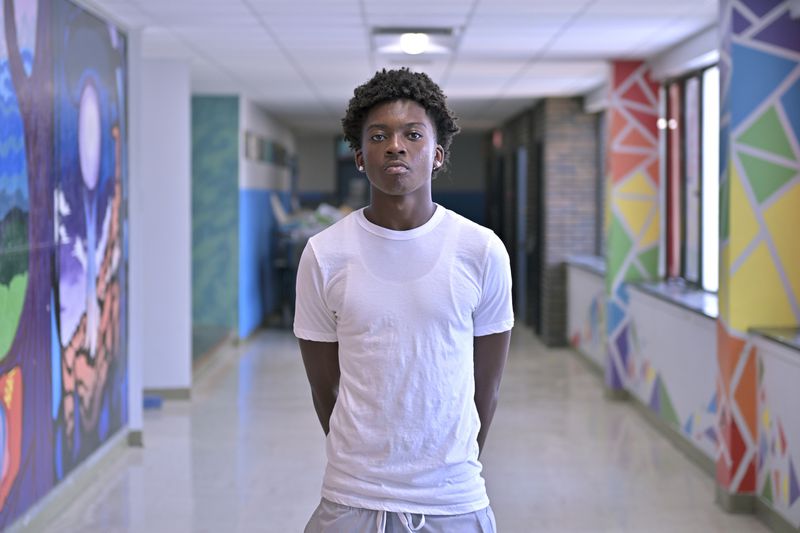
left=293, top=242, right=338, bottom=342
left=473, top=235, right=514, bottom=337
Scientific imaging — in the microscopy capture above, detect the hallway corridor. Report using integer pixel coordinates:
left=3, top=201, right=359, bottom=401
left=45, top=328, right=766, bottom=533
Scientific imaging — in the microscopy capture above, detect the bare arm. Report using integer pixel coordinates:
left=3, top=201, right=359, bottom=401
left=298, top=339, right=340, bottom=435
left=474, top=330, right=512, bottom=456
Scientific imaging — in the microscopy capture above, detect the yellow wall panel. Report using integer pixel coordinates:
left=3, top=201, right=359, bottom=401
left=618, top=171, right=656, bottom=197
left=730, top=165, right=760, bottom=266
left=641, top=211, right=660, bottom=248
left=613, top=196, right=653, bottom=240
left=763, top=182, right=800, bottom=306
left=730, top=242, right=795, bottom=331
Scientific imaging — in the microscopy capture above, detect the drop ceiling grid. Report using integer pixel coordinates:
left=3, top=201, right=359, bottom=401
left=502, top=60, right=608, bottom=95
left=443, top=56, right=536, bottom=98
left=90, top=0, right=724, bottom=132
left=361, top=0, right=474, bottom=28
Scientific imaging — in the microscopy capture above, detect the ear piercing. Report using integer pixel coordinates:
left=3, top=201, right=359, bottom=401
left=358, top=166, right=364, bottom=172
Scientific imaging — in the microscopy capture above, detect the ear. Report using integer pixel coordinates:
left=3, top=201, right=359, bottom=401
left=354, top=150, right=364, bottom=171
left=432, top=144, right=445, bottom=171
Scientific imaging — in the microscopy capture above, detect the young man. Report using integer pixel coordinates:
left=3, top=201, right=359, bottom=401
left=294, top=68, right=513, bottom=533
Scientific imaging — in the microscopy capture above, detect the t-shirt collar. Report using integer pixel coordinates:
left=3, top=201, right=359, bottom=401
left=356, top=204, right=446, bottom=240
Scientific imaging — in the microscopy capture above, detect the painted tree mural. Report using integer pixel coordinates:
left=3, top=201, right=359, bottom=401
left=2, top=0, right=56, bottom=517
left=0, top=0, right=127, bottom=526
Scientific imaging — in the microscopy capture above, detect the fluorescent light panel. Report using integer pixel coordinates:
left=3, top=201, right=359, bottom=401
left=372, top=27, right=455, bottom=56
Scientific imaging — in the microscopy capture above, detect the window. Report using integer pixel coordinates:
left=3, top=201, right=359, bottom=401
left=661, top=65, right=720, bottom=292
left=701, top=68, right=720, bottom=293
left=684, top=77, right=701, bottom=284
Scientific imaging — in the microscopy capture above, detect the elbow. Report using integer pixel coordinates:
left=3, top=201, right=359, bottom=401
left=475, top=385, right=501, bottom=411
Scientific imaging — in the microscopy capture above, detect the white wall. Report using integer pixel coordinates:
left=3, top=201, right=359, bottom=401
left=296, top=135, right=336, bottom=193
left=126, top=28, right=143, bottom=432
left=136, top=59, right=192, bottom=391
left=239, top=97, right=295, bottom=191
left=567, top=265, right=606, bottom=368
left=756, top=335, right=800, bottom=527
left=566, top=265, right=719, bottom=461
left=627, top=287, right=718, bottom=460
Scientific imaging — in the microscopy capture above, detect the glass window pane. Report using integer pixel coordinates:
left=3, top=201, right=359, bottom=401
left=702, top=67, right=720, bottom=292
left=684, top=77, right=701, bottom=283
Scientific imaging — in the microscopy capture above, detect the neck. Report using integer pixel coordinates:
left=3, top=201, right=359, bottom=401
left=364, top=194, right=436, bottom=231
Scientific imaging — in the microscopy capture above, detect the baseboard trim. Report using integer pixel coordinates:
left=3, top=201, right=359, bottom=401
left=715, top=485, right=755, bottom=513
left=571, top=347, right=716, bottom=477
left=629, top=399, right=716, bottom=478
left=603, top=387, right=630, bottom=401
left=569, top=347, right=604, bottom=378
left=6, top=428, right=129, bottom=532
left=569, top=348, right=631, bottom=401
left=192, top=330, right=237, bottom=373
left=571, top=346, right=800, bottom=532
left=193, top=331, right=237, bottom=378
left=127, top=429, right=144, bottom=447
left=754, top=496, right=800, bottom=533
left=143, top=387, right=191, bottom=400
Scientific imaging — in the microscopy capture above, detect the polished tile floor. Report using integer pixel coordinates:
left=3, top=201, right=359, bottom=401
left=45, top=327, right=767, bottom=532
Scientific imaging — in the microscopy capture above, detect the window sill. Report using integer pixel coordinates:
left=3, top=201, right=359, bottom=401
left=566, top=255, right=606, bottom=277
left=631, top=280, right=718, bottom=320
left=750, top=327, right=800, bottom=353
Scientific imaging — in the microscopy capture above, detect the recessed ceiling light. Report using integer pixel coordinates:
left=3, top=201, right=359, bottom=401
left=372, top=27, right=455, bottom=57
left=400, top=33, right=429, bottom=55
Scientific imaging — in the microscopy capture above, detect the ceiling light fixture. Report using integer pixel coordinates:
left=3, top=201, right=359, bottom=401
left=372, top=27, right=455, bottom=57
left=400, top=33, right=429, bottom=55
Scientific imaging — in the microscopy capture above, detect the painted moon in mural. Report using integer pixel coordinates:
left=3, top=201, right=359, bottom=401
left=78, top=82, right=101, bottom=191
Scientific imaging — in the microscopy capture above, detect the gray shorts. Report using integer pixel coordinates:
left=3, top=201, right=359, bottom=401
left=304, top=498, right=497, bottom=533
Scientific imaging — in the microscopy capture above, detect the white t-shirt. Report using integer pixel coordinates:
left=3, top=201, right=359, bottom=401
left=293, top=204, right=514, bottom=515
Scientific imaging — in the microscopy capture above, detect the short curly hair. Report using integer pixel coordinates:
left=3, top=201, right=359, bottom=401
left=341, top=68, right=460, bottom=173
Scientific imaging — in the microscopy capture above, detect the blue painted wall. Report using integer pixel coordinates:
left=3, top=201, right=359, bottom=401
left=238, top=189, right=291, bottom=338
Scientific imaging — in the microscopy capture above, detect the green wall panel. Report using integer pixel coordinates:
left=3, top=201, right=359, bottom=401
left=192, top=96, right=239, bottom=330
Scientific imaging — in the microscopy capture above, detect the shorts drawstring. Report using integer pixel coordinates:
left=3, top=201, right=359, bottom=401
left=375, top=510, right=427, bottom=532
left=401, top=512, right=426, bottom=531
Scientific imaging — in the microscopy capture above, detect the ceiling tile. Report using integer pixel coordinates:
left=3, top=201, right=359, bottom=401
left=98, top=0, right=725, bottom=132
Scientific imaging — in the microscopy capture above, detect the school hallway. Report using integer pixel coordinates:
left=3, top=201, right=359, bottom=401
left=33, top=327, right=766, bottom=533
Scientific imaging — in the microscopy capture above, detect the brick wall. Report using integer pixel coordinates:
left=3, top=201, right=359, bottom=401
left=486, top=98, right=599, bottom=346
left=539, top=98, right=599, bottom=346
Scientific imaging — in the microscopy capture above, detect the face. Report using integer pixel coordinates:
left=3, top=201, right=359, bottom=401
left=355, top=99, right=444, bottom=199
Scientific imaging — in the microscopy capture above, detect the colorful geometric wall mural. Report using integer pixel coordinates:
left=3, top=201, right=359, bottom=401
left=625, top=294, right=719, bottom=461
left=570, top=293, right=605, bottom=361
left=604, top=60, right=662, bottom=391
left=718, top=0, right=800, bottom=498
left=0, top=0, right=128, bottom=526
left=758, top=341, right=800, bottom=527
left=567, top=266, right=606, bottom=369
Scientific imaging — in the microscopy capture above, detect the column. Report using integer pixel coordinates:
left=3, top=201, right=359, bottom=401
left=604, top=61, right=663, bottom=392
left=716, top=0, right=800, bottom=507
